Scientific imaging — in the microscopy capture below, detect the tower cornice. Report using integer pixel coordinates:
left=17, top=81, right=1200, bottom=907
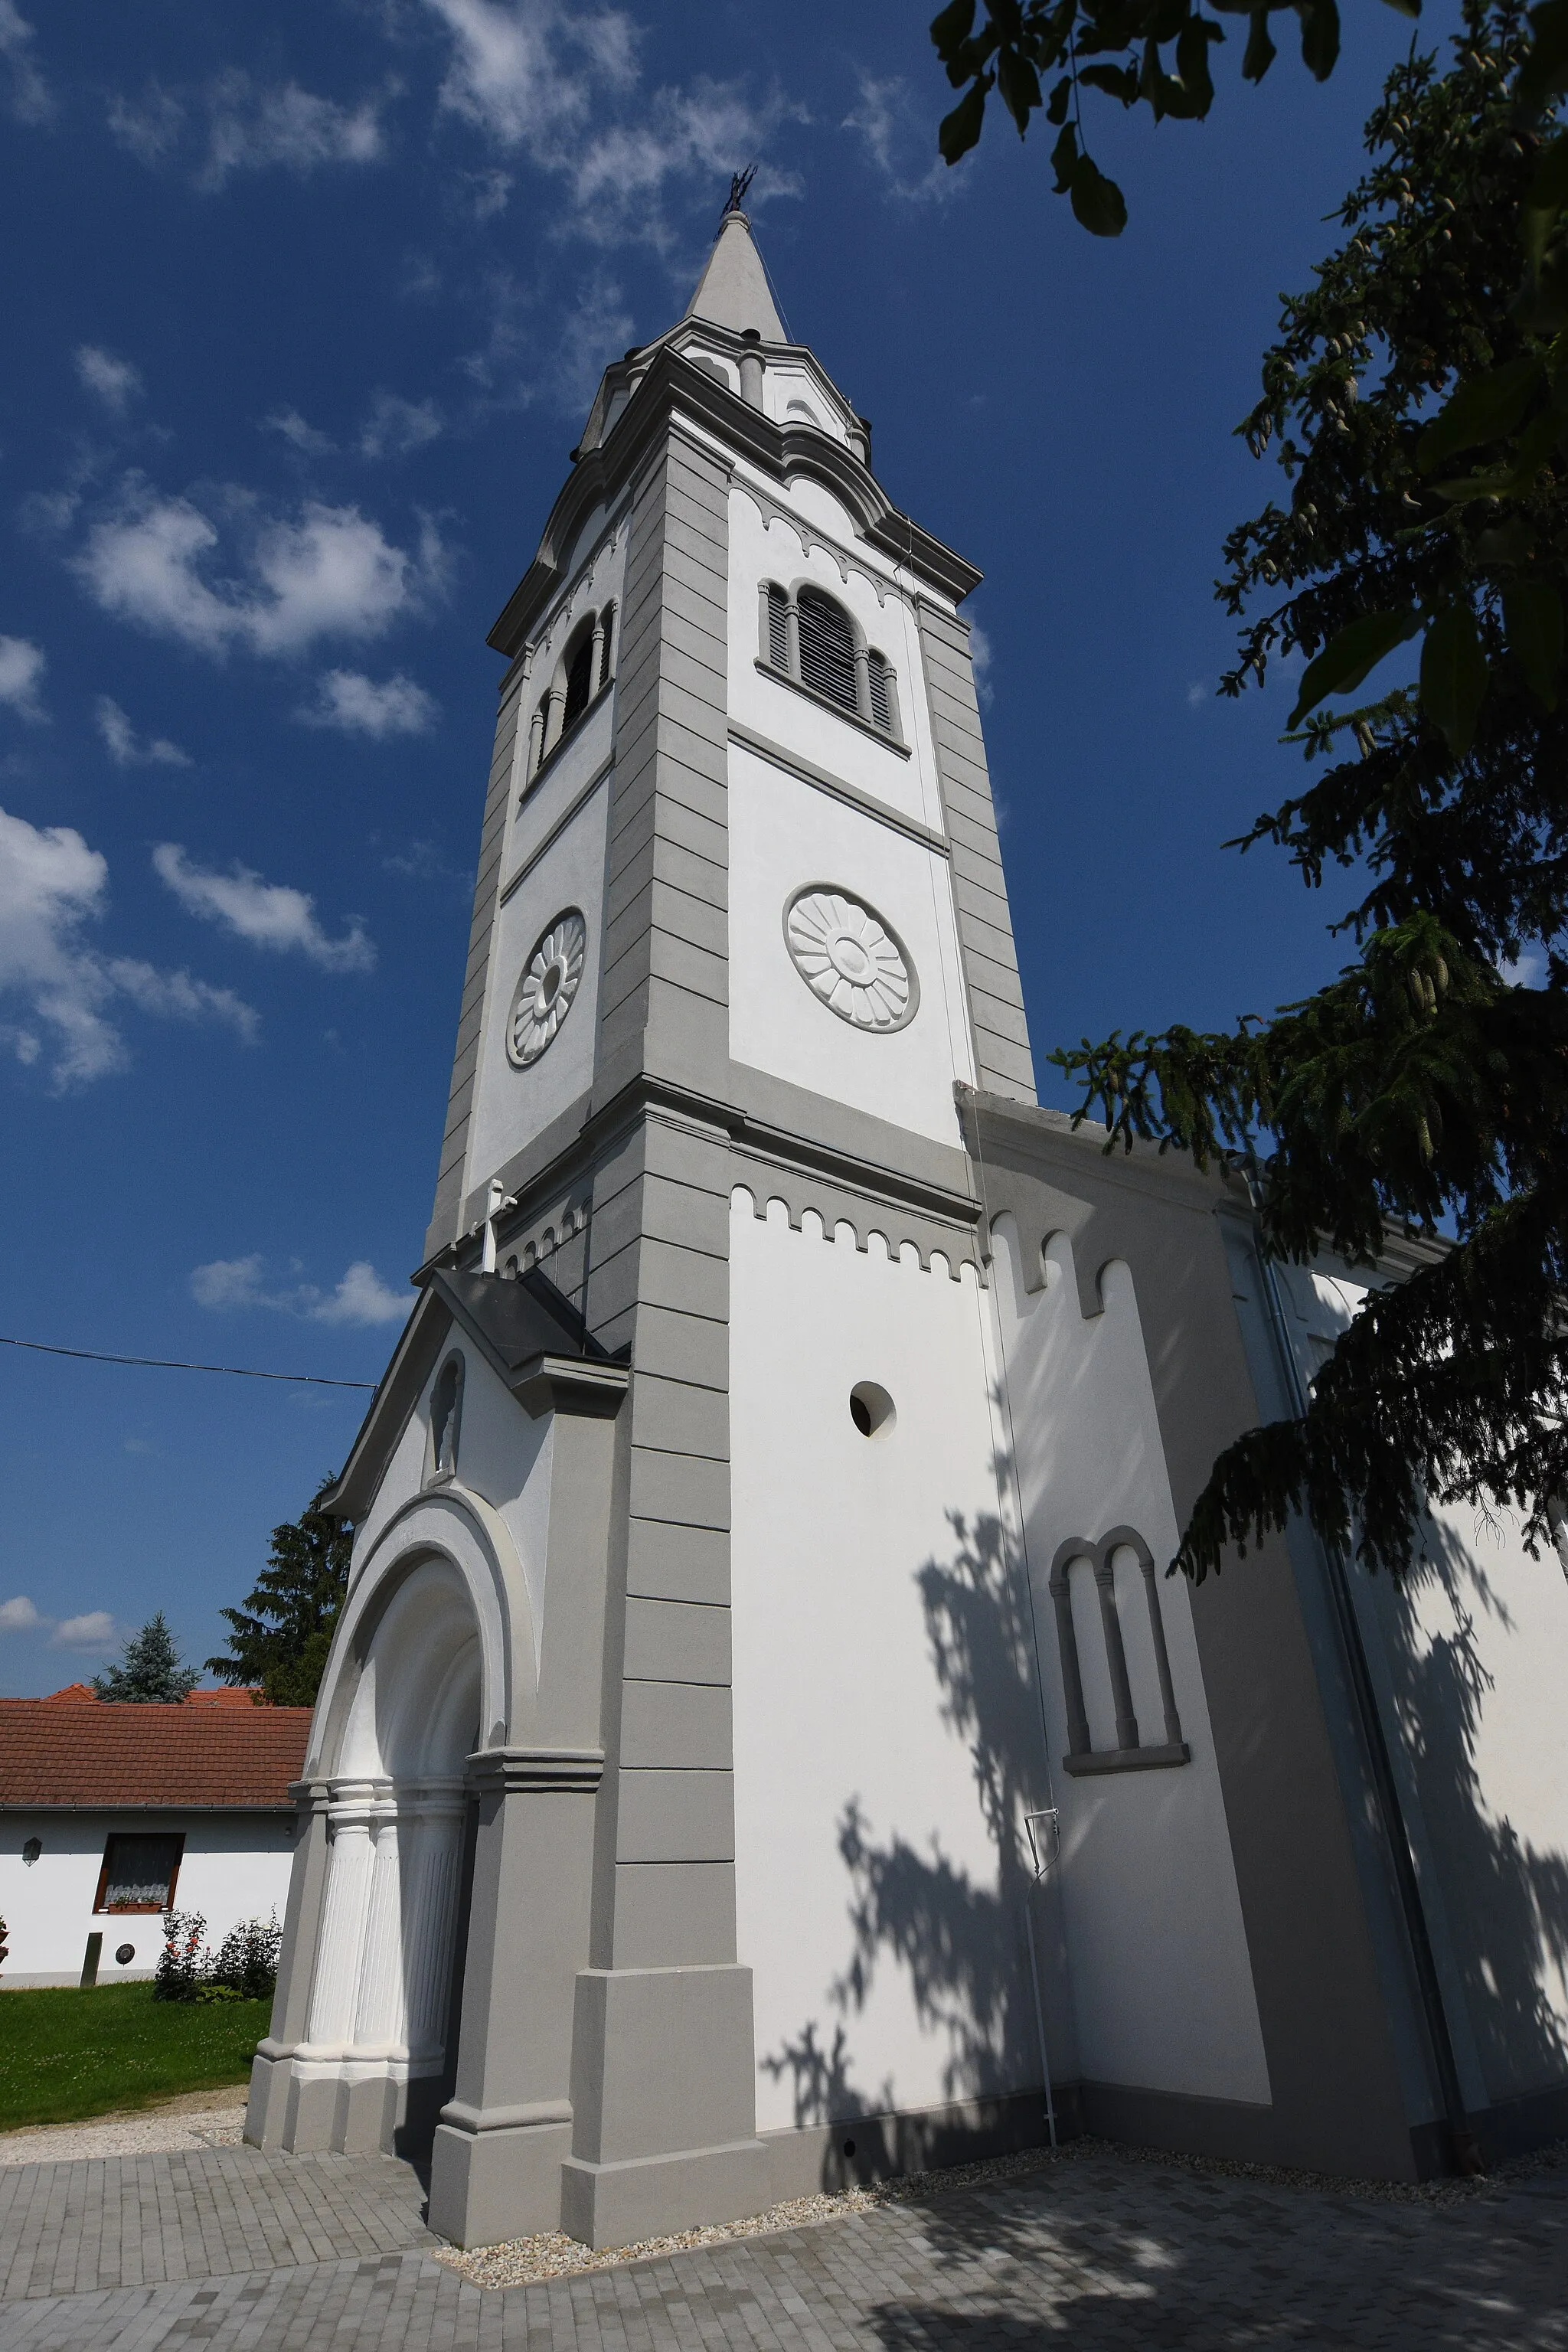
left=487, top=345, right=980, bottom=662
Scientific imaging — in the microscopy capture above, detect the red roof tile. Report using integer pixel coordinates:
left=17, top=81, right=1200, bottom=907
left=0, top=1699, right=312, bottom=1808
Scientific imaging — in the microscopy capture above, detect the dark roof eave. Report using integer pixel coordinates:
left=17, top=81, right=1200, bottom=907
left=0, top=1800, right=299, bottom=1815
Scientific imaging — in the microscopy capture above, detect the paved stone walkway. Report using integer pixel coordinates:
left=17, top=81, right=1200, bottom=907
left=0, top=2140, right=1564, bottom=2351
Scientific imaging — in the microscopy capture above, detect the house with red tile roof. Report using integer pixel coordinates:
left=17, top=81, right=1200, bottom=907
left=0, top=1686, right=310, bottom=1987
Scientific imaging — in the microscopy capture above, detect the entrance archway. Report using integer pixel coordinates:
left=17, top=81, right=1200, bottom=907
left=301, top=1555, right=481, bottom=2151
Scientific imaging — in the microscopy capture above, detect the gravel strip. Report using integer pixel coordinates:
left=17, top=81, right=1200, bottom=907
left=0, top=2096, right=247, bottom=2165
left=435, top=2131, right=1568, bottom=2288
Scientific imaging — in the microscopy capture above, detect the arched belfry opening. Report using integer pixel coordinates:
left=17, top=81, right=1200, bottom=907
left=289, top=1555, right=482, bottom=2155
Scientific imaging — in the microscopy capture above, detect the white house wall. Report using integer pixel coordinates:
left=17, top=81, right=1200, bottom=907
left=988, top=1216, right=1272, bottom=2107
left=0, top=1811, right=295, bottom=1985
left=730, top=1191, right=1050, bottom=2134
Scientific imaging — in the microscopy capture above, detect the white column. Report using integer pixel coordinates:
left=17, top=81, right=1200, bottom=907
left=400, top=1784, right=467, bottom=2063
left=304, top=1782, right=380, bottom=2051
left=352, top=1804, right=406, bottom=2056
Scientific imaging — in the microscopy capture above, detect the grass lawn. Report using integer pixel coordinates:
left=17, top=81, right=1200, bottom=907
left=0, top=1983, right=269, bottom=2132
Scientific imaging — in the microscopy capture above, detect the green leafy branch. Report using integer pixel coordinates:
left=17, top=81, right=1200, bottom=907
left=930, top=0, right=1419, bottom=235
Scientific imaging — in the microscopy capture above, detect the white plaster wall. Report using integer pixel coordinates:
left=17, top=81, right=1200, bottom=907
left=1272, top=1259, right=1568, bottom=2103
left=466, top=774, right=610, bottom=1192
left=726, top=474, right=946, bottom=841
left=727, top=743, right=974, bottom=1145
left=989, top=1217, right=1272, bottom=2105
left=0, top=1812, right=295, bottom=1984
left=349, top=1341, right=554, bottom=1668
left=730, top=1193, right=1053, bottom=2131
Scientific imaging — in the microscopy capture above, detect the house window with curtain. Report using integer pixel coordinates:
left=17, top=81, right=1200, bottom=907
left=95, top=1831, right=185, bottom=1913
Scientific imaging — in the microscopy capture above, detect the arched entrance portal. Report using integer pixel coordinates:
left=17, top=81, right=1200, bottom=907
left=296, top=1555, right=480, bottom=2154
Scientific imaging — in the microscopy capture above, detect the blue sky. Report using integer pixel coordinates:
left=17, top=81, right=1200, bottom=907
left=0, top=0, right=1448, bottom=1694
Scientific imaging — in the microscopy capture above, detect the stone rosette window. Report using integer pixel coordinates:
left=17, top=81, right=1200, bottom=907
left=508, top=910, right=587, bottom=1067
left=783, top=886, right=918, bottom=1032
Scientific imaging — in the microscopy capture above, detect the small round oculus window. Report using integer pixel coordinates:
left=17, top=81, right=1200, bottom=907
left=784, top=887, right=918, bottom=1033
left=508, top=909, right=587, bottom=1068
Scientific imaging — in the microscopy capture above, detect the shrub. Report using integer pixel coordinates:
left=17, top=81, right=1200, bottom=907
left=154, top=1910, right=208, bottom=2002
left=153, top=1909, right=281, bottom=2004
left=208, top=1913, right=282, bottom=2001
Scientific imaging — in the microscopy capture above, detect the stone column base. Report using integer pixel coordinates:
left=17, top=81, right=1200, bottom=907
left=560, top=2138, right=768, bottom=2250
left=243, top=2048, right=413, bottom=2156
left=427, top=2100, right=575, bottom=2247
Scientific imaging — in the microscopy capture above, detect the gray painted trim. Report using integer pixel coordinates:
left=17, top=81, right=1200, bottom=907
left=1061, top=1743, right=1191, bottom=1778
left=913, top=603, right=1036, bottom=1106
left=729, top=720, right=946, bottom=854
left=426, top=681, right=529, bottom=1256
left=499, top=754, right=615, bottom=910
left=466, top=1747, right=605, bottom=1792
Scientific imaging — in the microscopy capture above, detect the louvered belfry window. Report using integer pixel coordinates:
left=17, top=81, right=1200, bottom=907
left=867, top=650, right=892, bottom=733
left=795, top=588, right=858, bottom=716
left=766, top=583, right=789, bottom=671
left=562, top=634, right=594, bottom=730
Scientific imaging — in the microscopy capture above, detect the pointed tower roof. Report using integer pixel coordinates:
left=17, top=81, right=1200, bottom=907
left=684, top=207, right=785, bottom=341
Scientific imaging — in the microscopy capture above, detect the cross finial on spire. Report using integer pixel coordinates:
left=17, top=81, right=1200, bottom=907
left=723, top=165, right=756, bottom=222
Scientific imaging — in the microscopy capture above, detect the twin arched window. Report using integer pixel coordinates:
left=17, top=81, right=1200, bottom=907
left=761, top=582, right=900, bottom=743
left=524, top=602, right=616, bottom=786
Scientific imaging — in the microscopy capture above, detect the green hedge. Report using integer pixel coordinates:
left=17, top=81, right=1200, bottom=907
left=0, top=1981, right=268, bottom=2132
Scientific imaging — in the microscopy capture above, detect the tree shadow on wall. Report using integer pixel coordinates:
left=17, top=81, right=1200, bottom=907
left=1370, top=1511, right=1568, bottom=2135
left=761, top=1455, right=1061, bottom=2183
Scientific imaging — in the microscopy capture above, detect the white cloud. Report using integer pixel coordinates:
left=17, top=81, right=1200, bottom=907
left=263, top=407, right=336, bottom=455
left=191, top=1253, right=407, bottom=1326
left=465, top=270, right=635, bottom=416
left=190, top=1253, right=270, bottom=1310
left=843, top=74, right=955, bottom=205
left=421, top=1, right=799, bottom=253
left=1187, top=681, right=1208, bottom=710
left=312, top=1262, right=408, bottom=1325
left=96, top=696, right=191, bottom=768
left=203, top=71, right=387, bottom=188
left=154, top=841, right=376, bottom=972
left=0, top=1595, right=41, bottom=1632
left=54, top=1611, right=118, bottom=1649
left=107, top=80, right=184, bottom=163
left=360, top=391, right=443, bottom=460
left=300, top=668, right=439, bottom=738
left=969, top=619, right=994, bottom=708
left=111, top=71, right=390, bottom=188
left=0, top=1, right=51, bottom=126
left=0, top=635, right=47, bottom=722
left=72, top=476, right=443, bottom=659
left=75, top=345, right=144, bottom=414
left=0, top=805, right=256, bottom=1086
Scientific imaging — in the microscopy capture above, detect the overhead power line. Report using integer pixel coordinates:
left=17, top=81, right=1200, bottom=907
left=0, top=1335, right=377, bottom=1390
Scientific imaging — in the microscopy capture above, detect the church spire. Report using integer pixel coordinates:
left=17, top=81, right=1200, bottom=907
left=684, top=183, right=785, bottom=342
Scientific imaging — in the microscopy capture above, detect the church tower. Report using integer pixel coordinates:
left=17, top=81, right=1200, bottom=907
left=247, top=196, right=1048, bottom=2249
